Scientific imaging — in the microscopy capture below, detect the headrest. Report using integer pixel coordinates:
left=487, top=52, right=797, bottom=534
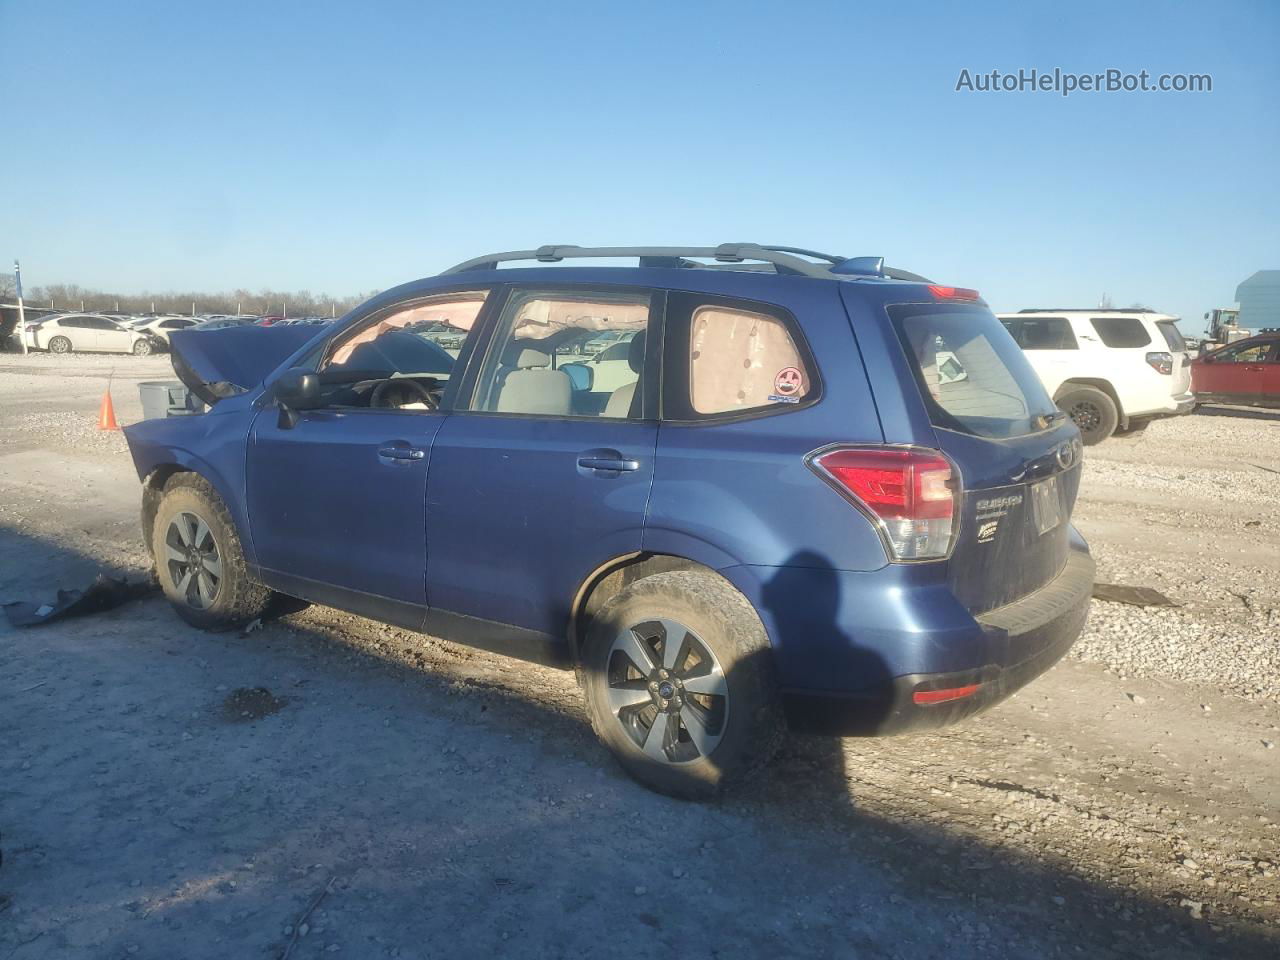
left=502, top=343, right=551, bottom=368
left=627, top=330, right=646, bottom=373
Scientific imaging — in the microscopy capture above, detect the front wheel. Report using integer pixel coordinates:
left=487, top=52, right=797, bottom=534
left=1057, top=386, right=1118, bottom=445
left=581, top=570, right=783, bottom=799
left=152, top=474, right=273, bottom=630
left=133, top=338, right=153, bottom=356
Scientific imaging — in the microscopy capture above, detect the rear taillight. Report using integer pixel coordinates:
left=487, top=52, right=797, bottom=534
left=807, top=447, right=959, bottom=561
left=927, top=284, right=983, bottom=302
left=1145, top=351, right=1173, bottom=375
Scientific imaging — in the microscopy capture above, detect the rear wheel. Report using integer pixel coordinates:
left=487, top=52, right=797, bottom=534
left=1057, top=386, right=1118, bottom=445
left=152, top=474, right=273, bottom=630
left=133, top=338, right=153, bottom=356
left=581, top=571, right=783, bottom=799
left=48, top=336, right=72, bottom=355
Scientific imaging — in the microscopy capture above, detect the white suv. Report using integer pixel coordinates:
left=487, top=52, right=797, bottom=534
left=996, top=309, right=1194, bottom=444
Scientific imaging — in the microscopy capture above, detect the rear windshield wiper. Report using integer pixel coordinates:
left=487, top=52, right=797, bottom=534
left=1035, top=410, right=1069, bottom=430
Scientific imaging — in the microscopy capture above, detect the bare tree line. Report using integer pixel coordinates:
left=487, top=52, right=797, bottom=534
left=2, top=279, right=380, bottom=318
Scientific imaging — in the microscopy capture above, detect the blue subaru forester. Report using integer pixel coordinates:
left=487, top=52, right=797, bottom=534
left=125, top=244, right=1093, bottom=798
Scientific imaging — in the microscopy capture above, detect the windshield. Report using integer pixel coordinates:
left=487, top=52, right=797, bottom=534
left=888, top=303, right=1058, bottom=439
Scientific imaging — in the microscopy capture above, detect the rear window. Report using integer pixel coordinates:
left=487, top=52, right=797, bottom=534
left=890, top=305, right=1058, bottom=439
left=1090, top=316, right=1152, bottom=348
left=1156, top=320, right=1187, bottom=351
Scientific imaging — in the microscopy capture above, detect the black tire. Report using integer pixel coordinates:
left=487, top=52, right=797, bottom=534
left=151, top=473, right=273, bottom=631
left=1113, top=418, right=1150, bottom=439
left=133, top=338, right=153, bottom=356
left=48, top=336, right=72, bottom=355
left=1057, top=386, right=1119, bottom=445
left=581, top=570, right=783, bottom=800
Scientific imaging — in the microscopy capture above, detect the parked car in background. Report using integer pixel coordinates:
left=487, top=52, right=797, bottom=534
left=127, top=315, right=199, bottom=344
left=191, top=317, right=256, bottom=331
left=125, top=243, right=1093, bottom=798
left=25, top=313, right=162, bottom=355
left=997, top=309, right=1195, bottom=444
left=1191, top=332, right=1280, bottom=407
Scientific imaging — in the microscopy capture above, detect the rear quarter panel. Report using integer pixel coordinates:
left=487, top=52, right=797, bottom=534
left=645, top=279, right=889, bottom=573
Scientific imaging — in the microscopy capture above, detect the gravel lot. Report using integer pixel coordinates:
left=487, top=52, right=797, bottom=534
left=1, top=352, right=1278, bottom=959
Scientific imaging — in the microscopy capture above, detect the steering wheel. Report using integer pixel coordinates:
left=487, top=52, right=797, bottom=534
left=370, top=377, right=437, bottom=410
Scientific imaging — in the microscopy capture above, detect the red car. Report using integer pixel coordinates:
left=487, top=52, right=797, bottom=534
left=1192, top=333, right=1280, bottom=407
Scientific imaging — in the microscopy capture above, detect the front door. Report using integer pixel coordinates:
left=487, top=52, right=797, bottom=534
left=245, top=288, right=493, bottom=628
left=1196, top=339, right=1273, bottom=403
left=425, top=285, right=660, bottom=654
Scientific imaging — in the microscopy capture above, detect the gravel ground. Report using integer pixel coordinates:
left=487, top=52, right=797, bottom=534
left=1, top=354, right=1278, bottom=959
left=1071, top=410, right=1280, bottom=701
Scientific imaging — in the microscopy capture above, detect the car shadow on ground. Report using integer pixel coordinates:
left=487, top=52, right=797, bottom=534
left=1194, top=404, right=1280, bottom=423
left=1, top=527, right=1275, bottom=959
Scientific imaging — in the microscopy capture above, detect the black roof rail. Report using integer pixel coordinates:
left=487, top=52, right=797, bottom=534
left=439, top=244, right=933, bottom=283
left=1016, top=307, right=1157, bottom=314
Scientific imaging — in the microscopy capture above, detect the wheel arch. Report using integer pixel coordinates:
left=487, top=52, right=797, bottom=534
left=569, top=553, right=743, bottom=664
left=137, top=455, right=249, bottom=562
left=1054, top=378, right=1127, bottom=428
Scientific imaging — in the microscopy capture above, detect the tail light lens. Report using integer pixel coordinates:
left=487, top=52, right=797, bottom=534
left=1146, top=351, right=1173, bottom=375
left=807, top=447, right=958, bottom=561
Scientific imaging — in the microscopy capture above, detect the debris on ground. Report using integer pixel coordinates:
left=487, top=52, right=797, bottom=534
left=1091, top=583, right=1179, bottom=608
left=221, top=687, right=287, bottom=722
left=2, top=574, right=157, bottom=627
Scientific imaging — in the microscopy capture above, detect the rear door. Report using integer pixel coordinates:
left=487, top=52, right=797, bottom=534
left=886, top=301, right=1081, bottom=614
left=424, top=284, right=659, bottom=651
left=1259, top=340, right=1280, bottom=405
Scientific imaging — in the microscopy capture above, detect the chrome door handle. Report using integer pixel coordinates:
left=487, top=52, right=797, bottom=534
left=378, top=446, right=425, bottom=461
left=577, top=456, right=640, bottom=472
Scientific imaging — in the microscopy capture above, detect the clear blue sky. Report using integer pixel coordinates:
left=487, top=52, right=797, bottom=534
left=3, top=0, right=1278, bottom=330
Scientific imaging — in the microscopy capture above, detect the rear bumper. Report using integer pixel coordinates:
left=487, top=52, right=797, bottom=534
left=779, top=545, right=1094, bottom=735
left=1131, top=390, right=1196, bottom=421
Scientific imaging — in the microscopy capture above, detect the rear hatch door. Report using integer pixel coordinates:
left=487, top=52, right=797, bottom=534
left=885, top=301, right=1082, bottom=614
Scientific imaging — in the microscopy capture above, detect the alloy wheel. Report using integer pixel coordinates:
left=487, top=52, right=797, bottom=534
left=1068, top=400, right=1102, bottom=433
left=606, top=618, right=728, bottom=764
left=163, top=512, right=222, bottom=610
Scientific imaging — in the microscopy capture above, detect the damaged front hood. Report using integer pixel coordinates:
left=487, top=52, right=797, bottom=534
left=169, top=325, right=321, bottom=405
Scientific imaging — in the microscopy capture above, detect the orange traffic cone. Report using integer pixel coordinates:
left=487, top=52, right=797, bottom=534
left=98, top=386, right=119, bottom=430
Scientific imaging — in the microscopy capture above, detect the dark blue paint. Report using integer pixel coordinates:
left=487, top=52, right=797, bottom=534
left=124, top=260, right=1092, bottom=736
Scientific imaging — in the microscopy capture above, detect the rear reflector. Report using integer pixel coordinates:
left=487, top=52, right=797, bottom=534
left=807, top=447, right=958, bottom=561
left=912, top=683, right=982, bottom=705
left=927, top=284, right=982, bottom=302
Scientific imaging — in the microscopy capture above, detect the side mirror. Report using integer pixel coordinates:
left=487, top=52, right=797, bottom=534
left=271, top=369, right=321, bottom=428
left=560, top=362, right=594, bottom=392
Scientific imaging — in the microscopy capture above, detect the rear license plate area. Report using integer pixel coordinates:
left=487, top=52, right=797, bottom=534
left=1030, top=475, right=1063, bottom=536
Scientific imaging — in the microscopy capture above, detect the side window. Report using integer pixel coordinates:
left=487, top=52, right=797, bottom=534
left=1222, top=342, right=1272, bottom=363
left=1018, top=317, right=1077, bottom=350
left=469, top=288, right=653, bottom=419
left=59, top=317, right=87, bottom=329
left=1089, top=316, right=1152, bottom=348
left=316, top=290, right=490, bottom=409
left=664, top=293, right=817, bottom=421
